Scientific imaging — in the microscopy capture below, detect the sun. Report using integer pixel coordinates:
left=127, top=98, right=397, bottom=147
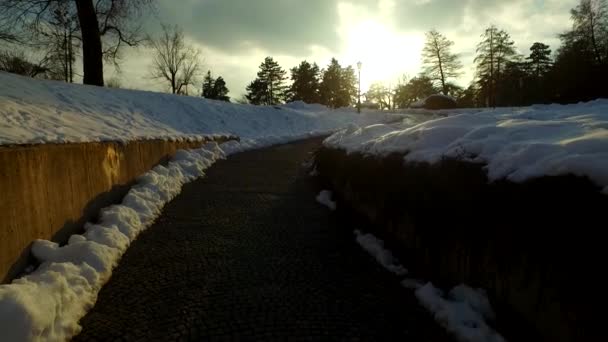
left=342, top=20, right=424, bottom=92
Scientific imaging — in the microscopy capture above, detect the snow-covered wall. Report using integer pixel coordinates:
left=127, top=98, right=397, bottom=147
left=315, top=147, right=606, bottom=342
left=0, top=137, right=232, bottom=282
left=0, top=71, right=402, bottom=282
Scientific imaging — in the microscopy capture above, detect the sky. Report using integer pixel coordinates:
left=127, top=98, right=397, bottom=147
left=109, top=0, right=578, bottom=99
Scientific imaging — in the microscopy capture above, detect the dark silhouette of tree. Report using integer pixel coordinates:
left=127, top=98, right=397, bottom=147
left=319, top=58, right=357, bottom=109
left=394, top=76, right=437, bottom=108
left=568, top=0, right=608, bottom=65
left=36, top=1, right=80, bottom=83
left=422, top=30, right=462, bottom=95
left=245, top=78, right=269, bottom=105
left=202, top=71, right=230, bottom=102
left=457, top=84, right=481, bottom=108
left=202, top=71, right=215, bottom=98
left=212, top=77, right=230, bottom=102
left=289, top=60, right=320, bottom=103
left=246, top=57, right=287, bottom=105
left=0, top=0, right=154, bottom=86
left=149, top=24, right=202, bottom=95
left=496, top=58, right=529, bottom=106
left=527, top=42, right=552, bottom=78
left=549, top=0, right=608, bottom=102
left=475, top=26, right=516, bottom=107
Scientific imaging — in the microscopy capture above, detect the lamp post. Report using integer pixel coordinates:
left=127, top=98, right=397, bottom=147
left=357, top=61, right=362, bottom=114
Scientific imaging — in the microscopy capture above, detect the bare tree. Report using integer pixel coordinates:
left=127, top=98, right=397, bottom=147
left=36, top=1, right=80, bottom=82
left=422, top=30, right=462, bottom=95
left=149, top=24, right=202, bottom=95
left=0, top=0, right=154, bottom=86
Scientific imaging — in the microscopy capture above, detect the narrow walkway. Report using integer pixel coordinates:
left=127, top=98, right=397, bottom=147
left=74, top=138, right=451, bottom=341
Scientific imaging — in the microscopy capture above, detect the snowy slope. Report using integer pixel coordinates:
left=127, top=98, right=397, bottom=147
left=0, top=71, right=400, bottom=145
left=325, top=101, right=608, bottom=193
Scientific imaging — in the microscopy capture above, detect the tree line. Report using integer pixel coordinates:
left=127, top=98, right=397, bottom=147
left=367, top=0, right=608, bottom=108
left=246, top=0, right=608, bottom=108
left=1, top=0, right=608, bottom=108
left=244, top=57, right=357, bottom=108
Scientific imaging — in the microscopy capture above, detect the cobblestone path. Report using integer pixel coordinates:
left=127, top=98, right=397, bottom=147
left=74, top=138, right=452, bottom=341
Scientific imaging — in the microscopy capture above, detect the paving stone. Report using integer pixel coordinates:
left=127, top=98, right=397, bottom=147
left=74, top=138, right=452, bottom=341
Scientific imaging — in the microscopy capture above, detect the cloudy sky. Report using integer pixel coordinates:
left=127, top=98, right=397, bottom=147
left=111, top=0, right=577, bottom=98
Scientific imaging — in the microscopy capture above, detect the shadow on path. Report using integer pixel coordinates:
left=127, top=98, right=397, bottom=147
left=74, top=138, right=452, bottom=341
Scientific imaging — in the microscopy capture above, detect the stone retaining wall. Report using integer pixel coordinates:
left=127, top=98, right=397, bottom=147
left=315, top=147, right=606, bottom=342
left=0, top=137, right=235, bottom=282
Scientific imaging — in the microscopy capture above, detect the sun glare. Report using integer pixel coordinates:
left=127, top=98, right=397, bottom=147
left=343, top=20, right=424, bottom=92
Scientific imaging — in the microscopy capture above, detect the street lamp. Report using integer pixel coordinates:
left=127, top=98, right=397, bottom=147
left=357, top=61, right=362, bottom=114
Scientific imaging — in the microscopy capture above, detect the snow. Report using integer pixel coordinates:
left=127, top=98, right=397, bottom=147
left=0, top=71, right=402, bottom=145
left=0, top=139, right=282, bottom=341
left=415, top=283, right=505, bottom=342
left=325, top=100, right=608, bottom=193
left=354, top=230, right=408, bottom=276
left=315, top=190, right=336, bottom=211
left=352, top=230, right=504, bottom=342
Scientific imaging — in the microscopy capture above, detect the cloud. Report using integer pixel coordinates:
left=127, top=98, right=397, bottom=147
left=151, top=0, right=343, bottom=55
left=123, top=0, right=580, bottom=95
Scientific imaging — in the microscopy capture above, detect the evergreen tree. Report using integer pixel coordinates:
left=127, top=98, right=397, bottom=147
left=289, top=60, right=321, bottom=103
left=201, top=71, right=230, bottom=102
left=245, top=57, right=287, bottom=105
left=319, top=58, right=357, bottom=109
left=341, top=65, right=358, bottom=106
left=422, top=30, right=462, bottom=95
left=475, top=26, right=516, bottom=107
left=213, top=76, right=230, bottom=102
left=202, top=70, right=215, bottom=98
left=246, top=78, right=269, bottom=105
left=527, top=42, right=553, bottom=78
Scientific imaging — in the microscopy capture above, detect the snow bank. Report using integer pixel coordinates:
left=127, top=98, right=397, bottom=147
left=0, top=138, right=277, bottom=341
left=0, top=72, right=401, bottom=145
left=352, top=230, right=504, bottom=342
left=415, top=283, right=505, bottom=342
left=354, top=230, right=407, bottom=276
left=325, top=101, right=608, bottom=193
left=315, top=190, right=336, bottom=211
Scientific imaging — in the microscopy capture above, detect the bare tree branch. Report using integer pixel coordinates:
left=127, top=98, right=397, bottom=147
left=148, top=24, right=203, bottom=95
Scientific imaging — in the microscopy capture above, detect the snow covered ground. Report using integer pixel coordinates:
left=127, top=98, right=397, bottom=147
left=325, top=101, right=608, bottom=193
left=353, top=230, right=505, bottom=342
left=0, top=71, right=403, bottom=145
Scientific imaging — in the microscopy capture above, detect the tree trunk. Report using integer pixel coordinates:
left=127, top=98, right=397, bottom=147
left=75, top=0, right=104, bottom=86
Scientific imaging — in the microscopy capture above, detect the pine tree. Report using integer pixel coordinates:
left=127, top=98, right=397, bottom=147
left=422, top=30, right=462, bottom=95
left=319, top=58, right=357, bottom=109
left=246, top=79, right=269, bottom=105
left=289, top=60, right=321, bottom=103
left=340, top=65, right=358, bottom=107
left=213, top=76, right=230, bottom=102
left=475, top=26, right=516, bottom=107
left=202, top=70, right=230, bottom=101
left=526, top=43, right=552, bottom=78
left=202, top=70, right=215, bottom=98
